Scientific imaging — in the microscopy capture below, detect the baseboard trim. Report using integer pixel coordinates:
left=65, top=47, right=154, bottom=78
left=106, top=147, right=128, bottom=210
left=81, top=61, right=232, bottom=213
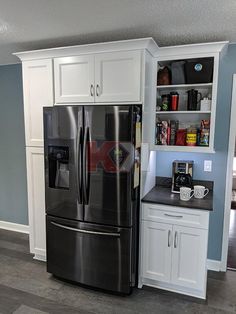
left=207, top=259, right=222, bottom=271
left=0, top=220, right=29, bottom=234
left=33, top=254, right=46, bottom=262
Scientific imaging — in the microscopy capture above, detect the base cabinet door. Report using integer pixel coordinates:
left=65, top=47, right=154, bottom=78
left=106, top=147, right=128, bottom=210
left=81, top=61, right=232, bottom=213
left=95, top=51, right=142, bottom=103
left=171, top=225, right=208, bottom=291
left=22, top=59, right=53, bottom=147
left=26, top=147, right=46, bottom=260
left=54, top=55, right=95, bottom=103
left=142, top=221, right=172, bottom=283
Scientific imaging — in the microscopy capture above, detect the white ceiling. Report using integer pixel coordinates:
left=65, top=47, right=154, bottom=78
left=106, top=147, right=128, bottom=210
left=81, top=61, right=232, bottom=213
left=0, top=0, right=236, bottom=64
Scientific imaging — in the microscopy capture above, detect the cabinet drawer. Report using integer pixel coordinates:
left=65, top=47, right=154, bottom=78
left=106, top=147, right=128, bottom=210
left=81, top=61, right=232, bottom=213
left=142, top=203, right=209, bottom=230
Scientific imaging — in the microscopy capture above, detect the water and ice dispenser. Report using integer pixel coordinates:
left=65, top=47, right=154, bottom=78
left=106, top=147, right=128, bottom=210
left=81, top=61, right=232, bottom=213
left=48, top=146, right=69, bottom=190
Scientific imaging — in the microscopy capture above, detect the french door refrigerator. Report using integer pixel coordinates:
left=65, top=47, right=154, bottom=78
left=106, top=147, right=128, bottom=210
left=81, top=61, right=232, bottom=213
left=43, top=105, right=141, bottom=294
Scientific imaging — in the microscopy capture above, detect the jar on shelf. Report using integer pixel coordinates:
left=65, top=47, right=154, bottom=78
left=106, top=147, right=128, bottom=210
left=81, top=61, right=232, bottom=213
left=200, top=129, right=210, bottom=146
left=161, top=94, right=171, bottom=111
left=186, top=127, right=197, bottom=146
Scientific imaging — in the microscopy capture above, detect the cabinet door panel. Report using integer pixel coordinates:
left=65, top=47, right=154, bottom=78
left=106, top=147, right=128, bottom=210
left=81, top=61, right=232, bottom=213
left=171, top=225, right=208, bottom=290
left=95, top=51, right=142, bottom=102
left=26, top=147, right=46, bottom=259
left=142, top=221, right=172, bottom=283
left=23, top=59, right=53, bottom=146
left=54, top=55, right=94, bottom=103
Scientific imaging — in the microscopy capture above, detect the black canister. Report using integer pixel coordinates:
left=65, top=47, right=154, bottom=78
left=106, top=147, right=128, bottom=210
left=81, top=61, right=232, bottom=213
left=187, top=89, right=202, bottom=111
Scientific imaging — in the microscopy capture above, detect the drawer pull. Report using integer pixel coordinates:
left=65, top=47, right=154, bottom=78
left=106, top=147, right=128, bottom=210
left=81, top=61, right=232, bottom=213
left=51, top=222, right=120, bottom=237
left=174, top=231, right=178, bottom=248
left=164, top=213, right=183, bottom=219
left=168, top=230, right=171, bottom=247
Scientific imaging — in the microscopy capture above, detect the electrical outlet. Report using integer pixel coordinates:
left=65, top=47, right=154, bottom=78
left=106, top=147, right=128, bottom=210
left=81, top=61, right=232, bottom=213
left=204, top=160, right=212, bottom=172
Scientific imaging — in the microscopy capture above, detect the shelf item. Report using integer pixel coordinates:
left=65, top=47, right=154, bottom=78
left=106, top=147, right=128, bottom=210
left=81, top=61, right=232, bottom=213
left=156, top=83, right=213, bottom=90
left=155, top=117, right=210, bottom=147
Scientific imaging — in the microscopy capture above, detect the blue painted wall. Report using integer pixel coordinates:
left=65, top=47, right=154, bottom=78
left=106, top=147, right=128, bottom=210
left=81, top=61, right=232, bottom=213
left=0, top=64, right=28, bottom=225
left=156, top=43, right=236, bottom=261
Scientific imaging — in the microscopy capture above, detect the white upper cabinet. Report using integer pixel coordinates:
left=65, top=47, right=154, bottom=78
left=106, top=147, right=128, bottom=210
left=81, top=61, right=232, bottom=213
left=54, top=50, right=142, bottom=104
left=22, top=59, right=54, bottom=147
left=95, top=51, right=142, bottom=102
left=54, top=55, right=95, bottom=103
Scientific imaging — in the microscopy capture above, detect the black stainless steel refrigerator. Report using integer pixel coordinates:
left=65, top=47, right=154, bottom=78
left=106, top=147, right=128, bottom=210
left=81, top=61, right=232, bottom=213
left=43, top=105, right=141, bottom=294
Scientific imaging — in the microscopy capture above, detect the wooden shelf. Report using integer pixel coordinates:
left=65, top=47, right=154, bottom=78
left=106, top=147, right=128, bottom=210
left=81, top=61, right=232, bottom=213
left=156, top=111, right=211, bottom=114
left=152, top=145, right=215, bottom=153
left=156, top=83, right=213, bottom=90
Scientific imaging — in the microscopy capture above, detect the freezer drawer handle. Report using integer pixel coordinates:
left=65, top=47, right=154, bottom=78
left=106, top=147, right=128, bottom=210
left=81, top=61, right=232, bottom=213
left=164, top=213, right=183, bottom=219
left=51, top=221, right=121, bottom=237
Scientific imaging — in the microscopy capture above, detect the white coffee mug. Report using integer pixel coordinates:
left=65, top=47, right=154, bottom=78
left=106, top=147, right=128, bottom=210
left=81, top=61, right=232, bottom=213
left=194, top=185, right=209, bottom=199
left=180, top=187, right=194, bottom=201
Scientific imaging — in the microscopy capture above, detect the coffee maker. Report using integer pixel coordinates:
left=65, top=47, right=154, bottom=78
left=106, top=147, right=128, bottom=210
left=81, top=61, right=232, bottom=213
left=172, top=160, right=194, bottom=193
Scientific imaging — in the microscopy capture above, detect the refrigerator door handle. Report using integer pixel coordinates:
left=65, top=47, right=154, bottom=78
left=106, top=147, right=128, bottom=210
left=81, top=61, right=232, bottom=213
left=51, top=221, right=120, bottom=237
left=83, top=126, right=90, bottom=205
left=76, top=126, right=83, bottom=204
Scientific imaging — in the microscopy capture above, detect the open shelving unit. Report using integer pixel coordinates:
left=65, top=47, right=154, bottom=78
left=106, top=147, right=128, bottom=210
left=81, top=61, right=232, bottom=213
left=151, top=55, right=219, bottom=153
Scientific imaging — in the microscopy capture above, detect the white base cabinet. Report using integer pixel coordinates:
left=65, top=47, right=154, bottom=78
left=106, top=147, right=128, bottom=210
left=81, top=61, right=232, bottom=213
left=142, top=221, right=172, bottom=283
left=139, top=203, right=209, bottom=299
left=26, top=147, right=46, bottom=261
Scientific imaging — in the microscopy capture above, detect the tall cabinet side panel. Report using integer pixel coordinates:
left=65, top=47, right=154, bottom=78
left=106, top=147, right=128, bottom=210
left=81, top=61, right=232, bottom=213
left=141, top=51, right=157, bottom=198
left=26, top=146, right=46, bottom=261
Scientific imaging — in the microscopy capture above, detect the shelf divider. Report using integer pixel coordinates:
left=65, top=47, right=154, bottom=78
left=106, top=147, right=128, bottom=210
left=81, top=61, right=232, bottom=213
left=156, top=110, right=211, bottom=114
left=156, top=83, right=213, bottom=90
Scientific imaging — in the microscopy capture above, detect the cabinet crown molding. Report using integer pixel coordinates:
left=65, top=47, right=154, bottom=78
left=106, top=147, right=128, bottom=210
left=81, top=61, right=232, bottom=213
left=13, top=37, right=159, bottom=62
left=155, top=41, right=229, bottom=59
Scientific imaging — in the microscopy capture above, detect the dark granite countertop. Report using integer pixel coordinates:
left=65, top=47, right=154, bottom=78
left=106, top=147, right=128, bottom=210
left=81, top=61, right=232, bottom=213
left=142, top=177, right=213, bottom=211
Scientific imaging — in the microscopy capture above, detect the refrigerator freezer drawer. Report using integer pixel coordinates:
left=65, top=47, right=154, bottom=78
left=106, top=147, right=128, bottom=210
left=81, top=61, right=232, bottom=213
left=46, top=215, right=132, bottom=294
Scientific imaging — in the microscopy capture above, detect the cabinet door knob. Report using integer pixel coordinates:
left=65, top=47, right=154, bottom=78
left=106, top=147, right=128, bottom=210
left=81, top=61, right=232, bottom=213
left=90, top=84, right=94, bottom=97
left=174, top=231, right=178, bottom=248
left=168, top=230, right=171, bottom=247
left=96, top=84, right=100, bottom=97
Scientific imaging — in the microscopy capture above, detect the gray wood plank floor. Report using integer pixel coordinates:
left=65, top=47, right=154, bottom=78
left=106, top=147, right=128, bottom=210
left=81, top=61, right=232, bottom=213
left=0, top=229, right=235, bottom=314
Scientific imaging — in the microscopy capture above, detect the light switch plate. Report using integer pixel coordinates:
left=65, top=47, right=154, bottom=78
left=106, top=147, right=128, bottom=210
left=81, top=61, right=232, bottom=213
left=204, top=160, right=212, bottom=172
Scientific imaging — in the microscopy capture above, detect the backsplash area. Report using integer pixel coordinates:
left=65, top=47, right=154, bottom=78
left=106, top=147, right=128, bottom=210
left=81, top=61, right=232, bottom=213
left=156, top=149, right=228, bottom=262
left=156, top=152, right=216, bottom=181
